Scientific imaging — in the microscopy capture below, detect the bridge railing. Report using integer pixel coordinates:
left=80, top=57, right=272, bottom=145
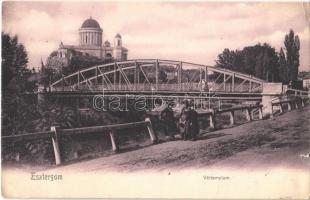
left=271, top=96, right=308, bottom=117
left=285, top=88, right=309, bottom=97
left=2, top=119, right=156, bottom=165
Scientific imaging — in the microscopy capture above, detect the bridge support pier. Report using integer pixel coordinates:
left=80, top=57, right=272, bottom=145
left=262, top=83, right=283, bottom=119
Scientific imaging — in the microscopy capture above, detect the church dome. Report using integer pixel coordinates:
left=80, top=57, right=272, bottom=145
left=115, top=33, right=122, bottom=38
left=81, top=17, right=101, bottom=29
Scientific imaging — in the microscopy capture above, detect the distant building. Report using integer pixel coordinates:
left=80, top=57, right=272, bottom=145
left=298, top=71, right=310, bottom=89
left=57, top=17, right=128, bottom=61
left=302, top=78, right=310, bottom=89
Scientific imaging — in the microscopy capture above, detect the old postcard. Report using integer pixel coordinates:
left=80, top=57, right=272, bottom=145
left=1, top=1, right=310, bottom=199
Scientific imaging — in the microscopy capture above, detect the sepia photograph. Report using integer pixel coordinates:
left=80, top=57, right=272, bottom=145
left=1, top=1, right=310, bottom=199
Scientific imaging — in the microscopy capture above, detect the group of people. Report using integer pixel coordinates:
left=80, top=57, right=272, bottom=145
left=160, top=100, right=199, bottom=141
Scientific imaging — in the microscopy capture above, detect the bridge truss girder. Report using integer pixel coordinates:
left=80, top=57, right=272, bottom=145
left=51, top=59, right=265, bottom=93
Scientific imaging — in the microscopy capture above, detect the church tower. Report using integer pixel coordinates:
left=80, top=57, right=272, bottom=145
left=113, top=33, right=123, bottom=60
left=114, top=33, right=122, bottom=47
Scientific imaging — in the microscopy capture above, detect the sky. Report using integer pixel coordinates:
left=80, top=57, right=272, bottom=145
left=2, top=1, right=310, bottom=71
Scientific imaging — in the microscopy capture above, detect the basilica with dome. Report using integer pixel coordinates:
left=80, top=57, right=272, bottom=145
left=57, top=17, right=128, bottom=61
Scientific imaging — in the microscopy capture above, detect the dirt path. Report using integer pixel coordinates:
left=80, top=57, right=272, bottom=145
left=41, top=106, right=310, bottom=173
left=2, top=106, right=310, bottom=199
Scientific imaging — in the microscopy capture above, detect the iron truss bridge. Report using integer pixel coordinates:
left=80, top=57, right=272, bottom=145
left=51, top=59, right=266, bottom=96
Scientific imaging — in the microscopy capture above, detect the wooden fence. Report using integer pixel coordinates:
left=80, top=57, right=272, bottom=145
left=197, top=104, right=263, bottom=129
left=271, top=97, right=308, bottom=117
left=2, top=119, right=156, bottom=165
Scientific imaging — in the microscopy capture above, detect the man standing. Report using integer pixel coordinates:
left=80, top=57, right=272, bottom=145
left=179, top=100, right=190, bottom=140
left=160, top=104, right=177, bottom=140
left=187, top=104, right=199, bottom=141
left=179, top=100, right=199, bottom=141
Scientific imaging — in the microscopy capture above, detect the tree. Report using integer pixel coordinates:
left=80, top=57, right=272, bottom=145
left=284, top=29, right=300, bottom=85
left=278, top=48, right=288, bottom=84
left=158, top=69, right=168, bottom=83
left=215, top=29, right=303, bottom=85
left=215, top=48, right=236, bottom=70
left=2, top=32, right=29, bottom=91
left=215, top=43, right=280, bottom=82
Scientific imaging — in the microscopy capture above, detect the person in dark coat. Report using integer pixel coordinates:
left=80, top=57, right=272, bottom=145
left=180, top=106, right=189, bottom=140
left=180, top=100, right=199, bottom=141
left=179, top=100, right=195, bottom=140
left=160, top=104, right=177, bottom=139
left=187, top=105, right=199, bottom=141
